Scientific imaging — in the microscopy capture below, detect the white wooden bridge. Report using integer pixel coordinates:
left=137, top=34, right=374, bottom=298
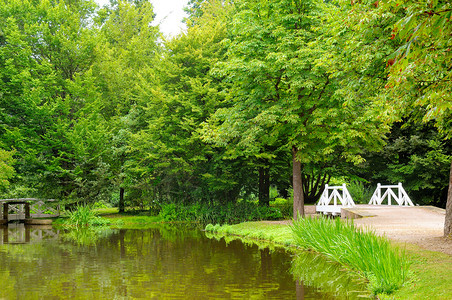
left=316, top=184, right=355, bottom=216
left=316, top=183, right=414, bottom=216
left=0, top=198, right=60, bottom=222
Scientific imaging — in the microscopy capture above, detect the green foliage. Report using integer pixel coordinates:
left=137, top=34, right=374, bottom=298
left=347, top=181, right=374, bottom=204
left=382, top=0, right=452, bottom=134
left=0, top=149, right=15, bottom=190
left=160, top=201, right=282, bottom=225
left=270, top=197, right=293, bottom=218
left=0, top=0, right=449, bottom=224
left=63, top=205, right=111, bottom=227
left=356, top=121, right=451, bottom=207
left=291, top=216, right=410, bottom=295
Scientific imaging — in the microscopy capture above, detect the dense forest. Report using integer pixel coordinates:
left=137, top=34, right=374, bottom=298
left=0, top=0, right=451, bottom=231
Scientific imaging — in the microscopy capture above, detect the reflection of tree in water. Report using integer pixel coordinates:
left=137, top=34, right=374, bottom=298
left=0, top=225, right=369, bottom=299
left=87, top=227, right=299, bottom=298
left=206, top=231, right=371, bottom=299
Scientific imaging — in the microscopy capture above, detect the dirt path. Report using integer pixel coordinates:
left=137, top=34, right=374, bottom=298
left=349, top=205, right=452, bottom=255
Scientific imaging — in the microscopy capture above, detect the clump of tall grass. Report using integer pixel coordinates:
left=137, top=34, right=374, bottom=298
left=291, top=216, right=410, bottom=295
left=63, top=205, right=111, bottom=227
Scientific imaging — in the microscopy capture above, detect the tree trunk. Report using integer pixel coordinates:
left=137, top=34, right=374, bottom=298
left=292, top=147, right=305, bottom=220
left=259, top=167, right=270, bottom=206
left=296, top=280, right=305, bottom=300
left=119, top=187, right=125, bottom=213
left=444, top=161, right=452, bottom=237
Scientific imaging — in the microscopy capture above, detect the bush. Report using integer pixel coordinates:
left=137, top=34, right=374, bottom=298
left=347, top=181, right=374, bottom=204
left=270, top=197, right=292, bottom=218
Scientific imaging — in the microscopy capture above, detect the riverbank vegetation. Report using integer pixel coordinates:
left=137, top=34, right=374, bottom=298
left=292, top=216, right=409, bottom=295
left=58, top=200, right=284, bottom=228
left=205, top=221, right=452, bottom=299
left=57, top=205, right=111, bottom=227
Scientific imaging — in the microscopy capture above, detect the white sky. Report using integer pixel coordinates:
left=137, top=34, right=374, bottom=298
left=96, top=0, right=189, bottom=38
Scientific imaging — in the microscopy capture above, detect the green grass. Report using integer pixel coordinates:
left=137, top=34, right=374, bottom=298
left=60, top=205, right=111, bottom=227
left=291, top=216, right=409, bottom=295
left=380, top=243, right=452, bottom=299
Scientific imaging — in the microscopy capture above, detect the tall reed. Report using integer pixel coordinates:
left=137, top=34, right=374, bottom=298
left=291, top=216, right=410, bottom=295
left=64, top=205, right=110, bottom=227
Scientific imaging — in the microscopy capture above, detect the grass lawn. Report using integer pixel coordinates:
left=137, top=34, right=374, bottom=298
left=384, top=243, right=452, bottom=299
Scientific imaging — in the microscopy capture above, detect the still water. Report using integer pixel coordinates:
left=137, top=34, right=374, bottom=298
left=0, top=223, right=369, bottom=299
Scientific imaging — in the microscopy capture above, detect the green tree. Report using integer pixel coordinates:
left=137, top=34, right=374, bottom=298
left=130, top=0, right=259, bottom=205
left=357, top=120, right=451, bottom=207
left=0, top=0, right=108, bottom=202
left=92, top=0, right=161, bottom=211
left=380, top=0, right=452, bottom=236
left=340, top=0, right=452, bottom=235
left=203, top=0, right=388, bottom=218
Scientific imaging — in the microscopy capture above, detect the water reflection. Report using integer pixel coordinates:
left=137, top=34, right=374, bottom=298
left=291, top=252, right=370, bottom=299
left=0, top=223, right=59, bottom=244
left=0, top=226, right=371, bottom=299
left=206, top=231, right=371, bottom=299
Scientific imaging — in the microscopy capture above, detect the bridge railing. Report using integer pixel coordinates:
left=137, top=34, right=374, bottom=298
left=0, top=199, right=60, bottom=220
left=316, top=184, right=355, bottom=215
left=369, top=183, right=414, bottom=206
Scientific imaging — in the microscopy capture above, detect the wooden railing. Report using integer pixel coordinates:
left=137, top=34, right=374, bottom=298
left=316, top=184, right=356, bottom=215
left=0, top=199, right=60, bottom=220
left=369, top=183, right=414, bottom=206
left=316, top=182, right=414, bottom=216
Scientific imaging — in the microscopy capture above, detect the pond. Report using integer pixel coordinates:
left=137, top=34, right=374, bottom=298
left=0, top=223, right=369, bottom=299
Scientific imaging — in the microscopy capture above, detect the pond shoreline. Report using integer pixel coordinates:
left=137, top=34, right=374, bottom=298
left=97, top=210, right=451, bottom=298
left=203, top=220, right=452, bottom=300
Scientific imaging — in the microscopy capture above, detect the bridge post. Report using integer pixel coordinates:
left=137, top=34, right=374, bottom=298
left=377, top=183, right=381, bottom=204
left=25, top=203, right=30, bottom=219
left=3, top=203, right=8, bottom=221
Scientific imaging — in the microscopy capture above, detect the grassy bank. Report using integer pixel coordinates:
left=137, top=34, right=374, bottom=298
left=292, top=216, right=409, bottom=295
left=205, top=221, right=452, bottom=299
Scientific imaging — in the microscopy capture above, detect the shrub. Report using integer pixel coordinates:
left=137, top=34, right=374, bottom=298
left=270, top=198, right=292, bottom=218
left=347, top=180, right=374, bottom=204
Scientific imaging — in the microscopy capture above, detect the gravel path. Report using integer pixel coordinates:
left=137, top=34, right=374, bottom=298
left=349, top=205, right=452, bottom=255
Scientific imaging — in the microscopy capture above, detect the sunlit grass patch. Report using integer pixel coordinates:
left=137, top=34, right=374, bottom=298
left=291, top=216, right=410, bottom=295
